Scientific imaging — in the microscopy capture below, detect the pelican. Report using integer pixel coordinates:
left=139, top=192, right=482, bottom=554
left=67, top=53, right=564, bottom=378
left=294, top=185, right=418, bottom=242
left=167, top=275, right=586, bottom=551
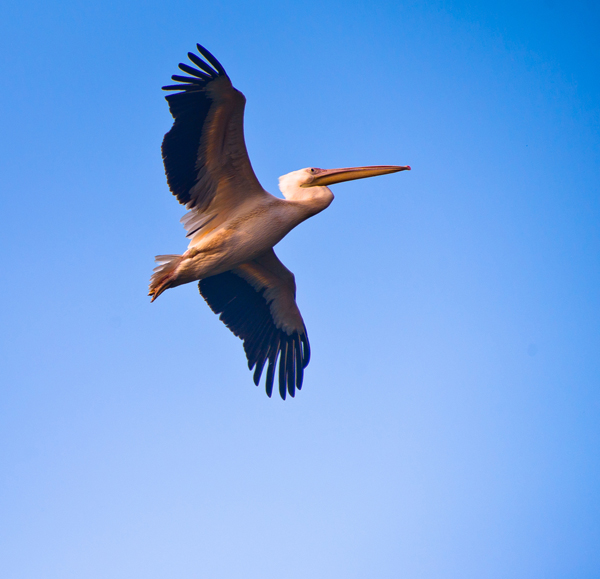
left=150, top=44, right=410, bottom=399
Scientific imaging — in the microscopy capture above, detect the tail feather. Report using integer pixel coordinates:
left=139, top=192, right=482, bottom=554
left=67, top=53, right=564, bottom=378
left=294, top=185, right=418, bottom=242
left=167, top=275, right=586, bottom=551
left=149, top=254, right=182, bottom=301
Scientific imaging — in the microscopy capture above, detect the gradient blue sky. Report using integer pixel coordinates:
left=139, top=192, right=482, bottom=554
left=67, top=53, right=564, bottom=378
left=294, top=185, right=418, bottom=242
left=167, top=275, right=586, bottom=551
left=1, top=1, right=599, bottom=577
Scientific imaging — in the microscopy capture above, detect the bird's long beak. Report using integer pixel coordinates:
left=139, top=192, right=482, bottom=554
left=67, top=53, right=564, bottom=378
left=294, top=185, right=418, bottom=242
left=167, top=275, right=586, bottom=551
left=309, top=165, right=411, bottom=187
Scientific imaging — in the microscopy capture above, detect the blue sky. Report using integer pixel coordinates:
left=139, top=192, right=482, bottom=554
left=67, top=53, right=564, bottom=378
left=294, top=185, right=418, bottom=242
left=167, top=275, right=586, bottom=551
left=1, top=1, right=599, bottom=577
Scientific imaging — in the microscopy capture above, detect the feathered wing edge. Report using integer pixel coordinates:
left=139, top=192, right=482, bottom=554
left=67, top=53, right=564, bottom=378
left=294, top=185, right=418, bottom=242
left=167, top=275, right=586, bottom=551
left=161, top=43, right=265, bottom=239
left=160, top=44, right=226, bottom=209
left=198, top=269, right=310, bottom=400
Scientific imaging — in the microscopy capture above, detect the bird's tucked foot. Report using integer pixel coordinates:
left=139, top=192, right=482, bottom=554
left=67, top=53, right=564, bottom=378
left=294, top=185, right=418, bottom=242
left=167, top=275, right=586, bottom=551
left=149, top=254, right=182, bottom=302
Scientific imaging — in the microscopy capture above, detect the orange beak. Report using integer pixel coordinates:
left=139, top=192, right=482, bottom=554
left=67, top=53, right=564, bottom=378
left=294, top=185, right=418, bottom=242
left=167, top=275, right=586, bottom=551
left=308, top=165, right=411, bottom=187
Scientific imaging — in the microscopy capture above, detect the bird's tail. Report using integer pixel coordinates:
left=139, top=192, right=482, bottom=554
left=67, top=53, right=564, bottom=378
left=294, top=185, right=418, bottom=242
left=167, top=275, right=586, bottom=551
left=149, top=254, right=182, bottom=302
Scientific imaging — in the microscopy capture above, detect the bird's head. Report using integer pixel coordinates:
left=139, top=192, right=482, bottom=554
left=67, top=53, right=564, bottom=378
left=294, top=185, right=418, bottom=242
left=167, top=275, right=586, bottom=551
left=278, top=165, right=411, bottom=208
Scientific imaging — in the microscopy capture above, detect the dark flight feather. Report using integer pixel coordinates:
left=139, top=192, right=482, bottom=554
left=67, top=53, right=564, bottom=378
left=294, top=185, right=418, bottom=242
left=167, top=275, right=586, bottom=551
left=161, top=43, right=261, bottom=216
left=196, top=43, right=227, bottom=75
left=199, top=271, right=310, bottom=400
left=160, top=44, right=229, bottom=209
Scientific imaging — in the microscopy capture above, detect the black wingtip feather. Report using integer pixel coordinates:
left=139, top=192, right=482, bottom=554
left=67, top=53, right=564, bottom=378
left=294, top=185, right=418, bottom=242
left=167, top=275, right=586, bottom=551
left=253, top=359, right=264, bottom=386
left=196, top=43, right=227, bottom=75
left=265, top=345, right=278, bottom=398
left=278, top=341, right=287, bottom=400
left=294, top=337, right=303, bottom=390
left=301, top=333, right=311, bottom=368
left=178, top=62, right=212, bottom=80
left=187, top=51, right=219, bottom=77
left=162, top=83, right=199, bottom=91
left=171, top=74, right=204, bottom=85
left=287, top=339, right=296, bottom=398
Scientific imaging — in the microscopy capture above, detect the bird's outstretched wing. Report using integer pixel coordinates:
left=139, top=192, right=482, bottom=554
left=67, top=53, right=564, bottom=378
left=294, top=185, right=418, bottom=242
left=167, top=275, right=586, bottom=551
left=199, top=250, right=310, bottom=400
left=162, top=44, right=267, bottom=239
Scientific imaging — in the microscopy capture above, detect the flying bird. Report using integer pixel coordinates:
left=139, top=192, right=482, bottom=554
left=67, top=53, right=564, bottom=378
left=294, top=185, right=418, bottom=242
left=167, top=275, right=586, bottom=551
left=150, top=44, right=410, bottom=399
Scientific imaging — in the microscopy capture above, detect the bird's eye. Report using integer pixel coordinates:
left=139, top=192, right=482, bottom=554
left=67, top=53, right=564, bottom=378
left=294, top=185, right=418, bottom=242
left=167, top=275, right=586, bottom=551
left=310, top=168, right=316, bottom=174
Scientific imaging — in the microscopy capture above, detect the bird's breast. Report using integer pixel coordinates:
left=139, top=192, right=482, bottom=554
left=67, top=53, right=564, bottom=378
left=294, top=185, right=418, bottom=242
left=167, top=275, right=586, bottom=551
left=187, top=199, right=304, bottom=271
left=226, top=201, right=300, bottom=254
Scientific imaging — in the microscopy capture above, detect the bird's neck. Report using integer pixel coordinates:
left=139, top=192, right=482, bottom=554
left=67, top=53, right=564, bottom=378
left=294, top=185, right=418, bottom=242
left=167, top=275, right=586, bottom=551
left=281, top=184, right=334, bottom=217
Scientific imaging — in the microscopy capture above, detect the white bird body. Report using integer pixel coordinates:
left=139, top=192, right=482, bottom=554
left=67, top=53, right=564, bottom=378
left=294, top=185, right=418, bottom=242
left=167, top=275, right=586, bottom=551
left=150, top=44, right=410, bottom=398
left=156, top=176, right=334, bottom=293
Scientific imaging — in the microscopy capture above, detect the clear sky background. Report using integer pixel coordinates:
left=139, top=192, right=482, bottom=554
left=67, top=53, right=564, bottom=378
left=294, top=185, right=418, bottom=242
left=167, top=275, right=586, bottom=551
left=1, top=1, right=599, bottom=577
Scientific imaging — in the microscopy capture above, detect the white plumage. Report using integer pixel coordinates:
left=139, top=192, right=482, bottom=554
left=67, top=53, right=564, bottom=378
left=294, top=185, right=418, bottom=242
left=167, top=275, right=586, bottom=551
left=149, top=44, right=410, bottom=399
